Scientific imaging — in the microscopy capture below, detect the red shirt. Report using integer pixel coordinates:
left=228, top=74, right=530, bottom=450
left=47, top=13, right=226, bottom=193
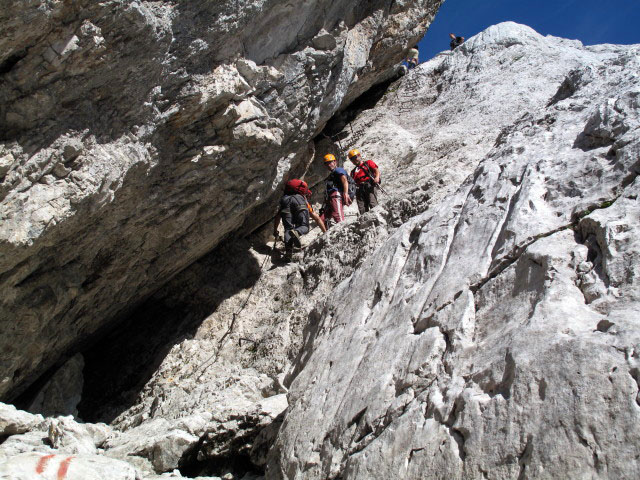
left=351, top=160, right=378, bottom=185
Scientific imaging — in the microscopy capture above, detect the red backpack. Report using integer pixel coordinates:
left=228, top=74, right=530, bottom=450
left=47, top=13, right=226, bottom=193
left=284, top=179, right=311, bottom=197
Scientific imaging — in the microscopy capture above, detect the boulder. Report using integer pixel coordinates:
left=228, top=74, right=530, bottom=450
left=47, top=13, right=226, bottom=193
left=0, top=402, right=44, bottom=436
left=0, top=453, right=138, bottom=480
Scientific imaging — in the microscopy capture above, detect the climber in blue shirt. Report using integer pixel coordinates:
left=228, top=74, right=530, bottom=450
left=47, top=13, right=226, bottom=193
left=320, top=154, right=352, bottom=227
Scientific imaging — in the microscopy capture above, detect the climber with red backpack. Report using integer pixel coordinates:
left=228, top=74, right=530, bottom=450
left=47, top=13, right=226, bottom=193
left=348, top=149, right=381, bottom=213
left=273, top=179, right=326, bottom=258
left=320, top=153, right=352, bottom=227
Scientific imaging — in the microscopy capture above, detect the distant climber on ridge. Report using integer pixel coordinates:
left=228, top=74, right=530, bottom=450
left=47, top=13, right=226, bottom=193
left=406, top=45, right=419, bottom=69
left=320, top=154, right=352, bottom=227
left=274, top=179, right=326, bottom=259
left=348, top=149, right=380, bottom=214
left=449, top=33, right=465, bottom=50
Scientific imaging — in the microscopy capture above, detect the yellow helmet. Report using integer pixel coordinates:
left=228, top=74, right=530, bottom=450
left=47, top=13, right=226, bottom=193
left=323, top=153, right=336, bottom=163
left=348, top=149, right=360, bottom=158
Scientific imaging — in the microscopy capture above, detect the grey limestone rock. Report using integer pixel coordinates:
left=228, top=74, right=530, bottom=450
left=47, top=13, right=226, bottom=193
left=0, top=452, right=139, bottom=480
left=27, top=353, right=84, bottom=418
left=267, top=22, right=640, bottom=479
left=2, top=16, right=640, bottom=480
left=0, top=0, right=443, bottom=402
left=83, top=21, right=640, bottom=479
left=0, top=402, right=44, bottom=437
left=0, top=407, right=113, bottom=458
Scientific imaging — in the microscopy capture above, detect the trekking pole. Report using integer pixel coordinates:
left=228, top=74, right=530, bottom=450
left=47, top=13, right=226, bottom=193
left=361, top=163, right=388, bottom=196
left=372, top=180, right=389, bottom=196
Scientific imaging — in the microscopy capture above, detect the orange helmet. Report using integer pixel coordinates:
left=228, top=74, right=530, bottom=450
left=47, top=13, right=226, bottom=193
left=348, top=149, right=360, bottom=158
left=323, top=153, right=336, bottom=163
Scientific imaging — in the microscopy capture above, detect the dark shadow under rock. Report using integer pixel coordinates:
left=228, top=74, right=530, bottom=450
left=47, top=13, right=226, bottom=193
left=77, top=238, right=263, bottom=423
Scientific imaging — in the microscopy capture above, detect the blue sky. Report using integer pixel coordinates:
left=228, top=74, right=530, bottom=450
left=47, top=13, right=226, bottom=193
left=418, top=0, right=640, bottom=60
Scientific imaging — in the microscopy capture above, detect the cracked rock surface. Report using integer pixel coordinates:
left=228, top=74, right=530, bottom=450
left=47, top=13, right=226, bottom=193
left=75, top=21, right=639, bottom=479
left=1, top=20, right=639, bottom=480
left=0, top=0, right=442, bottom=401
left=267, top=22, right=640, bottom=479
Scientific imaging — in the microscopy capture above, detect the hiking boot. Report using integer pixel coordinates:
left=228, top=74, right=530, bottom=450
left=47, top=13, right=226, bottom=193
left=290, top=230, right=302, bottom=248
left=283, top=246, right=293, bottom=262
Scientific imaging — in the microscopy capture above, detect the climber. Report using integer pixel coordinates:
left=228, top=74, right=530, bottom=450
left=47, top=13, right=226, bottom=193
left=449, top=33, right=465, bottom=50
left=320, top=153, right=352, bottom=227
left=274, top=179, right=326, bottom=258
left=348, top=149, right=380, bottom=214
left=406, top=45, right=419, bottom=69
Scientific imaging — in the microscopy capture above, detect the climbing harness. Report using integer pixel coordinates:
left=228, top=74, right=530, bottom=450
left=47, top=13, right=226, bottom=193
left=356, top=161, right=388, bottom=196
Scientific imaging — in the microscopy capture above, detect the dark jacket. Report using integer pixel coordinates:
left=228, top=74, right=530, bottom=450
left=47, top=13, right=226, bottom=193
left=279, top=194, right=309, bottom=231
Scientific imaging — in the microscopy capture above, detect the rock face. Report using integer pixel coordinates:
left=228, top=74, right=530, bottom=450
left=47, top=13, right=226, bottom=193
left=267, top=23, right=640, bottom=479
left=0, top=0, right=442, bottom=400
left=2, top=18, right=639, bottom=480
left=27, top=353, right=84, bottom=418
